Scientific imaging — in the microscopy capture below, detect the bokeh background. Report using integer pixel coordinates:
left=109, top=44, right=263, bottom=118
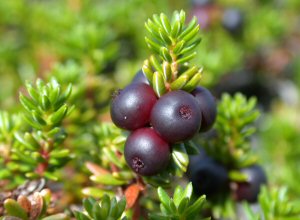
left=0, top=0, right=300, bottom=205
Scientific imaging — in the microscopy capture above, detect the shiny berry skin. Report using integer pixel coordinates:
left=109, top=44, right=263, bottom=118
left=124, top=128, right=170, bottom=176
left=191, top=86, right=217, bottom=132
left=110, top=83, right=157, bottom=130
left=131, top=69, right=149, bottom=85
left=150, top=90, right=201, bottom=143
left=188, top=153, right=229, bottom=198
left=235, top=165, right=267, bottom=203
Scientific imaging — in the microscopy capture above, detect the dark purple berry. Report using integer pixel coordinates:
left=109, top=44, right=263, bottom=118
left=124, top=128, right=170, bottom=176
left=110, top=83, right=157, bottom=130
left=187, top=153, right=229, bottom=198
left=191, top=86, right=217, bottom=132
left=222, top=8, right=244, bottom=36
left=150, top=90, right=201, bottom=143
left=235, top=165, right=267, bottom=203
left=131, top=69, right=149, bottom=85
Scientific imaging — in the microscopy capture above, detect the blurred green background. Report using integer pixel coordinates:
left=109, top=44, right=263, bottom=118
left=0, top=0, right=299, bottom=199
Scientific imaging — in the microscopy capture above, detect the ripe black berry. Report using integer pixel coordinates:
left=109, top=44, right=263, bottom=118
left=150, top=90, right=201, bottom=143
left=187, top=153, right=229, bottom=198
left=124, top=128, right=170, bottom=176
left=234, top=165, right=267, bottom=203
left=110, top=83, right=157, bottom=130
left=191, top=86, right=217, bottom=132
left=131, top=69, right=149, bottom=85
left=222, top=8, right=244, bottom=36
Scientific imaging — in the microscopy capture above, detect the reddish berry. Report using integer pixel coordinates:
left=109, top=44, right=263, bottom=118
left=191, top=86, right=217, bottom=132
left=110, top=83, right=157, bottom=130
left=150, top=90, right=201, bottom=143
left=124, top=128, right=170, bottom=176
left=235, top=165, right=267, bottom=203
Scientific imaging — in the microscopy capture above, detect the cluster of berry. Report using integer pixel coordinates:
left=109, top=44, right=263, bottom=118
left=188, top=152, right=267, bottom=203
left=110, top=71, right=217, bottom=176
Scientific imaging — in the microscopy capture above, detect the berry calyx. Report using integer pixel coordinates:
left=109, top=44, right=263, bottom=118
left=191, top=86, right=217, bottom=132
left=124, top=128, right=170, bottom=176
left=110, top=83, right=157, bottom=130
left=150, top=90, right=201, bottom=143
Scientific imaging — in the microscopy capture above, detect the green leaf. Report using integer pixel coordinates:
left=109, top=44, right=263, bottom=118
left=41, top=95, right=51, bottom=111
left=178, top=197, right=189, bottom=214
left=184, top=141, right=200, bottom=155
left=184, top=195, right=206, bottom=217
left=170, top=75, right=188, bottom=90
left=74, top=212, right=91, bottom=220
left=229, top=170, right=248, bottom=182
left=180, top=38, right=201, bottom=55
left=90, top=174, right=127, bottom=186
left=173, top=40, right=185, bottom=55
left=177, top=52, right=197, bottom=64
left=172, top=144, right=189, bottom=172
left=145, top=37, right=161, bottom=54
left=49, top=104, right=68, bottom=125
left=171, top=20, right=181, bottom=38
left=142, top=62, right=154, bottom=85
left=179, top=17, right=198, bottom=40
left=158, top=29, right=172, bottom=45
left=160, top=13, right=171, bottom=33
left=179, top=66, right=198, bottom=79
left=19, top=93, right=37, bottom=112
left=181, top=25, right=199, bottom=43
left=179, top=10, right=186, bottom=26
left=32, top=110, right=47, bottom=126
left=102, top=148, right=123, bottom=168
left=160, top=47, right=172, bottom=62
left=116, top=198, right=126, bottom=218
left=173, top=185, right=183, bottom=207
left=50, top=149, right=70, bottom=158
left=181, top=182, right=193, bottom=200
left=162, top=61, right=172, bottom=82
left=182, top=72, right=202, bottom=92
left=99, top=195, right=110, bottom=219
left=4, top=199, right=28, bottom=220
left=153, top=71, right=166, bottom=97
left=149, top=213, right=170, bottom=220
left=26, top=83, right=39, bottom=102
left=150, top=55, right=163, bottom=74
left=169, top=199, right=177, bottom=213
left=92, top=202, right=103, bottom=220
left=14, top=132, right=38, bottom=150
left=157, top=187, right=171, bottom=212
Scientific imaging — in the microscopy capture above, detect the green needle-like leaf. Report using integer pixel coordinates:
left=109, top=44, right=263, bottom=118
left=153, top=71, right=166, bottom=97
left=157, top=187, right=171, bottom=210
left=160, top=47, right=172, bottom=62
left=160, top=13, right=171, bottom=34
left=182, top=72, right=202, bottom=92
left=170, top=75, right=188, bottom=90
